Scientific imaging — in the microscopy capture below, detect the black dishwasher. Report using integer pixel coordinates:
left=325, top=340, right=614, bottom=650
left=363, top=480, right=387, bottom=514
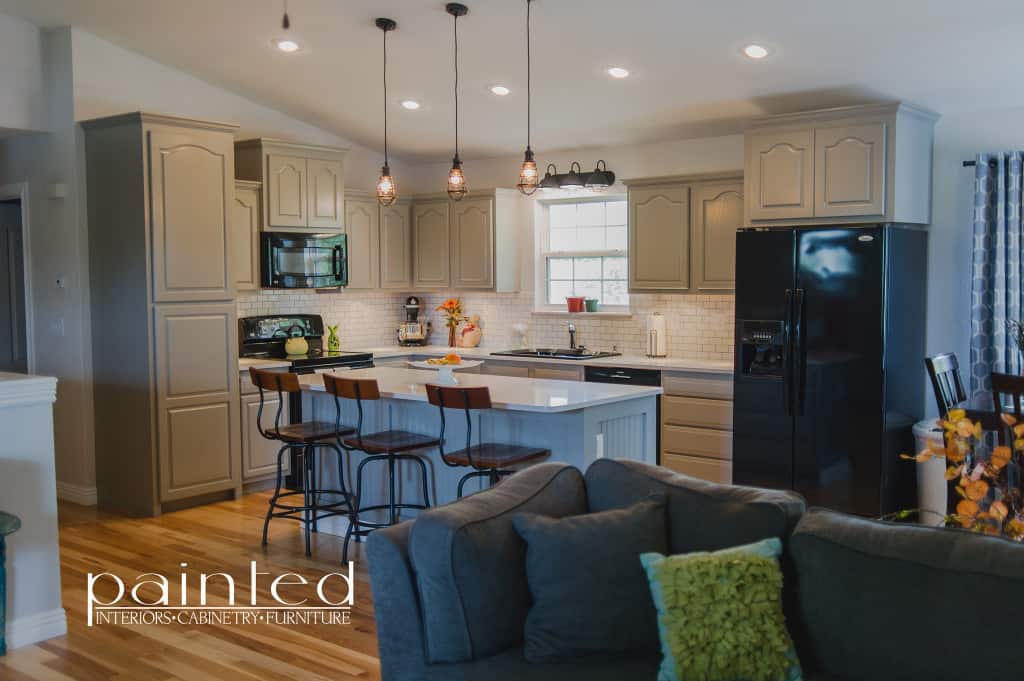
left=584, top=366, right=662, bottom=463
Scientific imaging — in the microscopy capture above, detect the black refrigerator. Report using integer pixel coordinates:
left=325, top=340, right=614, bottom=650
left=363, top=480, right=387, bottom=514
left=732, top=224, right=927, bottom=517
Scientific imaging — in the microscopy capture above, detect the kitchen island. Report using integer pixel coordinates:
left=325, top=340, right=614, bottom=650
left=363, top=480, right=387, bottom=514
left=296, top=366, right=661, bottom=534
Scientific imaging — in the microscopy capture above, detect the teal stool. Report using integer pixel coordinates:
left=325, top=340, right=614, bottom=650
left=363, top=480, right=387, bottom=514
left=0, top=511, right=20, bottom=656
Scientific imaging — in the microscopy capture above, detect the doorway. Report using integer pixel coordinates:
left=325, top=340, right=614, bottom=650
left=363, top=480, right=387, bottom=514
left=0, top=198, right=27, bottom=373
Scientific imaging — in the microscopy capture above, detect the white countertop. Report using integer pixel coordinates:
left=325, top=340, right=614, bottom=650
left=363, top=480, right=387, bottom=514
left=298, top=366, right=662, bottom=413
left=0, top=372, right=58, bottom=408
left=361, top=345, right=733, bottom=374
left=238, top=357, right=292, bottom=371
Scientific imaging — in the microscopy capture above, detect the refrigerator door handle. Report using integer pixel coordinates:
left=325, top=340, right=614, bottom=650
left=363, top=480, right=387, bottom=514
left=783, top=288, right=793, bottom=417
left=794, top=288, right=807, bottom=416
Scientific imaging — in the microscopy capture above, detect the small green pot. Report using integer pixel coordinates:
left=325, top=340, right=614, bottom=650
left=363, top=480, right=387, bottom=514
left=584, top=299, right=600, bottom=312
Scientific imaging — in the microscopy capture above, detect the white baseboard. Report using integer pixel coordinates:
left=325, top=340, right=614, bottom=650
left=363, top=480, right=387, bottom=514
left=6, top=608, right=68, bottom=649
left=56, top=482, right=97, bottom=506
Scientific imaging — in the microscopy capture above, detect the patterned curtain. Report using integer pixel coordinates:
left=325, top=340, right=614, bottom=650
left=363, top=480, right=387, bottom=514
left=970, top=152, right=1024, bottom=395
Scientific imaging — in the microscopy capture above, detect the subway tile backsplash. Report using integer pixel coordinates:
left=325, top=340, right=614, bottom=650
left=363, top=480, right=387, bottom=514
left=236, top=290, right=734, bottom=361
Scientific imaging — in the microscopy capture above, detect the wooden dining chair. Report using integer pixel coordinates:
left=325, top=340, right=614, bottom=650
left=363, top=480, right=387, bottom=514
left=990, top=372, right=1024, bottom=418
left=925, top=353, right=967, bottom=417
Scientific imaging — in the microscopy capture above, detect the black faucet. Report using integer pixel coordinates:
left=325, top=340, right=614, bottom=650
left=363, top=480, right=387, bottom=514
left=568, top=322, right=577, bottom=350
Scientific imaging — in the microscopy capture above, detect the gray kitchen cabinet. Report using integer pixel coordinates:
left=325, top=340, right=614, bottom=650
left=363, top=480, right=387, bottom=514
left=380, top=199, right=412, bottom=289
left=451, top=196, right=495, bottom=289
left=232, top=180, right=261, bottom=292
left=148, top=125, right=235, bottom=302
left=241, top=391, right=290, bottom=480
left=814, top=122, right=886, bottom=218
left=235, top=138, right=346, bottom=233
left=743, top=102, right=937, bottom=226
left=691, top=180, right=743, bottom=290
left=627, top=183, right=690, bottom=291
left=746, top=129, right=814, bottom=220
left=412, top=200, right=451, bottom=289
left=83, top=112, right=242, bottom=516
left=411, top=189, right=523, bottom=292
left=344, top=194, right=380, bottom=290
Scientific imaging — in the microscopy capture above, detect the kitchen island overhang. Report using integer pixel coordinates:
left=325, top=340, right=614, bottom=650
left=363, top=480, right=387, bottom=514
left=295, top=367, right=662, bottom=535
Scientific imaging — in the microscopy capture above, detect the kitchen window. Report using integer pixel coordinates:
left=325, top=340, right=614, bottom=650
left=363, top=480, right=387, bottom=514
left=539, top=197, right=629, bottom=309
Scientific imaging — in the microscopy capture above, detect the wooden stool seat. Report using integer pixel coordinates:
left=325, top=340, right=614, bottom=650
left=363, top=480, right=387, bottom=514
left=343, top=430, right=441, bottom=455
left=443, top=443, right=550, bottom=469
left=274, top=421, right=355, bottom=444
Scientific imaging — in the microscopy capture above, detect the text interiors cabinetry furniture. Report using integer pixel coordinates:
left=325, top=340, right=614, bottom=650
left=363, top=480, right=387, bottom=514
left=235, top=138, right=347, bottom=233
left=744, top=102, right=938, bottom=225
left=411, top=189, right=525, bottom=292
left=624, top=172, right=743, bottom=292
left=84, top=112, right=242, bottom=516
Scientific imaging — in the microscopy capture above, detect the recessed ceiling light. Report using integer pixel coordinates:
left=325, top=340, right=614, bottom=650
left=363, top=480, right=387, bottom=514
left=490, top=85, right=511, bottom=96
left=401, top=100, right=421, bottom=110
left=607, top=66, right=630, bottom=79
left=275, top=38, right=300, bottom=53
left=742, top=44, right=770, bottom=60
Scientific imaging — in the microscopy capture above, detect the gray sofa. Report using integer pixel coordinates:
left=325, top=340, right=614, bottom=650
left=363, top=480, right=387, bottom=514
left=367, top=459, right=1024, bottom=681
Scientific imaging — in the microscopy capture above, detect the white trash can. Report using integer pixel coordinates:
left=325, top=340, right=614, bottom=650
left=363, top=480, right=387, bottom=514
left=912, top=419, right=947, bottom=526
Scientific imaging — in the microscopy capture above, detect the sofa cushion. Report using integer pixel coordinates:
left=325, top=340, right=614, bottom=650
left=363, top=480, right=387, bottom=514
left=641, top=538, right=802, bottom=681
left=409, top=462, right=587, bottom=664
left=418, top=648, right=661, bottom=681
left=790, top=508, right=1024, bottom=681
left=512, top=497, right=668, bottom=662
left=585, top=459, right=806, bottom=554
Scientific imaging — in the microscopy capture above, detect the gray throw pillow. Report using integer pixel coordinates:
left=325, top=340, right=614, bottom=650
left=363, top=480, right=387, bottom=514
left=512, top=496, right=668, bottom=662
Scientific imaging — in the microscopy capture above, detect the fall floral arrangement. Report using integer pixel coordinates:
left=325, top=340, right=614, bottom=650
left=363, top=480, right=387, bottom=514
left=436, top=298, right=464, bottom=347
left=903, top=408, right=1023, bottom=540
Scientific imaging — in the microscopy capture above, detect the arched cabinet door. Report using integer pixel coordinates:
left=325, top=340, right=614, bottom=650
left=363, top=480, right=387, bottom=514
left=149, top=128, right=234, bottom=302
left=412, top=201, right=451, bottom=289
left=692, top=181, right=743, bottom=291
left=628, top=184, right=690, bottom=291
left=344, top=197, right=380, bottom=289
left=450, top=197, right=495, bottom=290
left=266, top=154, right=307, bottom=228
left=380, top=201, right=412, bottom=289
left=307, top=158, right=344, bottom=230
left=814, top=123, right=887, bottom=218
left=746, top=130, right=814, bottom=220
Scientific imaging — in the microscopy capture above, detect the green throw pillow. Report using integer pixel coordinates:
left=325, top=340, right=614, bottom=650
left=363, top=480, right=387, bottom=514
left=640, top=538, right=802, bottom=681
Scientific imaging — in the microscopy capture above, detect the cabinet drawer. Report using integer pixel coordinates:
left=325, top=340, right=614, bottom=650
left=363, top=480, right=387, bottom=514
left=531, top=366, right=582, bottom=381
left=662, top=372, right=733, bottom=400
left=661, top=452, right=732, bottom=484
left=662, top=395, right=733, bottom=430
left=662, top=424, right=732, bottom=461
left=485, top=362, right=531, bottom=378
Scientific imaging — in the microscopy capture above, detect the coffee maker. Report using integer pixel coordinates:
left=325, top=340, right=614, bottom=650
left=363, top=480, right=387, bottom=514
left=397, top=296, right=431, bottom=346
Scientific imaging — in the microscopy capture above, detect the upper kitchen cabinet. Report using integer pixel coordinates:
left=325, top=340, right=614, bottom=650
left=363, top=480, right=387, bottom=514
left=235, top=138, right=347, bottom=233
left=380, top=199, right=412, bottom=289
left=411, top=189, right=524, bottom=292
left=744, top=102, right=938, bottom=226
left=344, top=192, right=381, bottom=290
left=232, top=180, right=262, bottom=292
left=82, top=112, right=242, bottom=516
left=627, top=182, right=691, bottom=291
left=691, top=179, right=743, bottom=291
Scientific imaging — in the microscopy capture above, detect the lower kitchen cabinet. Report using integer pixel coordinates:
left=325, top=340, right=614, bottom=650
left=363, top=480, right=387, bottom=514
left=481, top=361, right=531, bottom=378
left=530, top=366, right=583, bottom=381
left=659, top=370, right=733, bottom=483
left=241, top=392, right=291, bottom=480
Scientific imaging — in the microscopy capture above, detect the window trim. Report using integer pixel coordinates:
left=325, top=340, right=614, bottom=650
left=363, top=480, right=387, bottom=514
left=534, top=194, right=630, bottom=313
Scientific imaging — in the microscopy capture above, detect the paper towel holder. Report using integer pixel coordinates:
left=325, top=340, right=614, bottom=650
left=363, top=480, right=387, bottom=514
left=646, top=312, right=668, bottom=358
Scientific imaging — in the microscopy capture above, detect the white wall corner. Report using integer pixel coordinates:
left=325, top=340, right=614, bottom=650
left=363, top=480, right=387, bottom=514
left=55, top=481, right=97, bottom=506
left=5, top=607, right=68, bottom=650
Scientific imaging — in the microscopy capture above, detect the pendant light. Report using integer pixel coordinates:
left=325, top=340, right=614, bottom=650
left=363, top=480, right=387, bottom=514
left=281, top=0, right=290, bottom=29
left=446, top=3, right=469, bottom=201
left=375, top=18, right=398, bottom=206
left=515, top=0, right=539, bottom=196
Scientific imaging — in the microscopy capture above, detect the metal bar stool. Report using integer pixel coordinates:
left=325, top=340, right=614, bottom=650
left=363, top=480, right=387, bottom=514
left=250, top=367, right=356, bottom=558
left=0, top=511, right=20, bottom=656
left=425, top=384, right=551, bottom=498
left=322, top=374, right=438, bottom=563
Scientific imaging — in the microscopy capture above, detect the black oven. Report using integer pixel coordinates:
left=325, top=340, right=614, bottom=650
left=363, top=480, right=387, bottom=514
left=261, top=232, right=348, bottom=288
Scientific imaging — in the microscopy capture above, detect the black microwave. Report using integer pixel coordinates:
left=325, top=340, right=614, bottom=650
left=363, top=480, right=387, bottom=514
left=261, top=232, right=348, bottom=289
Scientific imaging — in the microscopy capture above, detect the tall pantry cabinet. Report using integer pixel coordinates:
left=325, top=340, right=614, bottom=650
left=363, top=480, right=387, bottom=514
left=83, top=112, right=242, bottom=516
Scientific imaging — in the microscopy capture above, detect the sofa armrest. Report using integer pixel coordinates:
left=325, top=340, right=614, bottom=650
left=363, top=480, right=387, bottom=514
left=367, top=521, right=429, bottom=681
left=408, top=462, right=587, bottom=665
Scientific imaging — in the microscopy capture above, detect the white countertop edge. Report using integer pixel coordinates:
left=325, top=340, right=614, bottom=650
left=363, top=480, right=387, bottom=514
left=238, top=358, right=292, bottom=371
left=0, top=373, right=58, bottom=408
left=299, top=367, right=663, bottom=413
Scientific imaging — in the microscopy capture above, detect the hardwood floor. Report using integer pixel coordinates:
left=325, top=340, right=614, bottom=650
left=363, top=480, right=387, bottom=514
left=0, top=492, right=382, bottom=681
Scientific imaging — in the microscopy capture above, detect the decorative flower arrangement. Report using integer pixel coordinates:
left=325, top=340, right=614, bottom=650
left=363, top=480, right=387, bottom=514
left=436, top=298, right=464, bottom=347
left=902, top=408, right=1023, bottom=540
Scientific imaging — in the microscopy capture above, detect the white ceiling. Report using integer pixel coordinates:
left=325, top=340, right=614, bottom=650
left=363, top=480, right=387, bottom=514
left=2, top=0, right=1023, bottom=163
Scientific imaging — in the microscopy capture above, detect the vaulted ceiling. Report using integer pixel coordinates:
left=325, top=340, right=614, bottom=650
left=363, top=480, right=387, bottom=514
left=2, top=0, right=1023, bottom=162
